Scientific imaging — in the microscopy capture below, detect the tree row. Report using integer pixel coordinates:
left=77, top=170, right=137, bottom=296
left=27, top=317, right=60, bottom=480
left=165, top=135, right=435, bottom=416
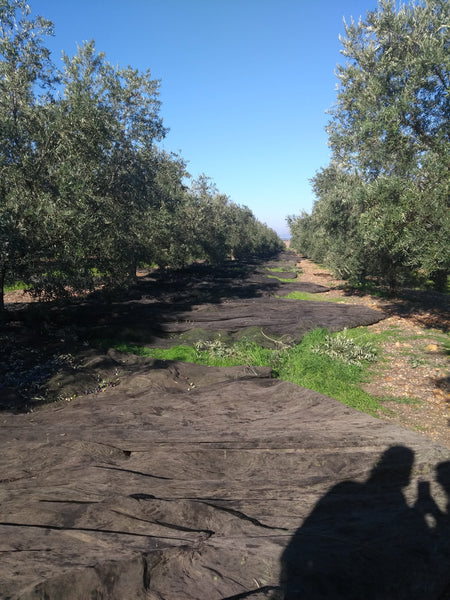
left=0, top=1, right=282, bottom=310
left=289, top=0, right=449, bottom=290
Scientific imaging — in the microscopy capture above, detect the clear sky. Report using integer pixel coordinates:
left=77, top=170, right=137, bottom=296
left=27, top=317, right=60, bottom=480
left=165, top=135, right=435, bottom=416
left=30, top=0, right=379, bottom=238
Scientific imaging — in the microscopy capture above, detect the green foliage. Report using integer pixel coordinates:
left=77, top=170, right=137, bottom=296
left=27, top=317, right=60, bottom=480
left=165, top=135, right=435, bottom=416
left=0, top=1, right=282, bottom=310
left=168, top=174, right=282, bottom=267
left=193, top=337, right=276, bottom=366
left=443, top=337, right=450, bottom=356
left=311, top=328, right=378, bottom=366
left=275, top=329, right=383, bottom=415
left=0, top=0, right=56, bottom=309
left=3, top=280, right=27, bottom=292
left=408, top=357, right=425, bottom=369
left=289, top=0, right=450, bottom=289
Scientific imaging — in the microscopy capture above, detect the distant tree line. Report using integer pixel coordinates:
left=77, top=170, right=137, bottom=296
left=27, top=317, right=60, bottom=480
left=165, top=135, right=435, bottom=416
left=0, top=0, right=282, bottom=310
left=289, top=0, right=449, bottom=290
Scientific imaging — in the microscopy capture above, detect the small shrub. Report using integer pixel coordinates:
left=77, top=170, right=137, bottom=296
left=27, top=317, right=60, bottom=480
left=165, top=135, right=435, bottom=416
left=194, top=338, right=234, bottom=359
left=194, top=337, right=276, bottom=366
left=311, top=329, right=377, bottom=366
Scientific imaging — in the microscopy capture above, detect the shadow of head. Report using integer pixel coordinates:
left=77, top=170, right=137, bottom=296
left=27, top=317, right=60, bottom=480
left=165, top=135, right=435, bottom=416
left=367, top=445, right=415, bottom=490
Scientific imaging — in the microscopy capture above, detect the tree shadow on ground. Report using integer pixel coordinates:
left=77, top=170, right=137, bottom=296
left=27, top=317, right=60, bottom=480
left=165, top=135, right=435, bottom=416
left=0, top=253, right=290, bottom=412
left=276, top=446, right=450, bottom=600
left=340, top=284, right=449, bottom=333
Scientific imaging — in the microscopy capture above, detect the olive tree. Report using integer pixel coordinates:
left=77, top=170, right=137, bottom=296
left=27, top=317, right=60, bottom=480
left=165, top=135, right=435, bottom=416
left=291, top=0, right=449, bottom=288
left=0, top=0, right=56, bottom=309
left=1, top=0, right=282, bottom=313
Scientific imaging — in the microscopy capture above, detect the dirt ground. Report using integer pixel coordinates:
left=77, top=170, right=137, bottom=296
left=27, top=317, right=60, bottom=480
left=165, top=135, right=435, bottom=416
left=296, top=257, right=449, bottom=449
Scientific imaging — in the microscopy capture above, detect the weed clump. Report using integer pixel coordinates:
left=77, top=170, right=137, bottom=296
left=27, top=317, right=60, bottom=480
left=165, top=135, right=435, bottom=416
left=193, top=337, right=277, bottom=366
left=311, top=329, right=377, bottom=366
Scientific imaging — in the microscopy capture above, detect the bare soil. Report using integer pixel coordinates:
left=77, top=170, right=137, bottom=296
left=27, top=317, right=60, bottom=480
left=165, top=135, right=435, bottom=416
left=296, top=257, right=449, bottom=449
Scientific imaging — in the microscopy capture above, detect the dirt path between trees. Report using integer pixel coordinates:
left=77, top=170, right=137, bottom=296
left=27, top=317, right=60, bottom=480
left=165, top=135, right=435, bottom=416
left=296, top=257, right=449, bottom=449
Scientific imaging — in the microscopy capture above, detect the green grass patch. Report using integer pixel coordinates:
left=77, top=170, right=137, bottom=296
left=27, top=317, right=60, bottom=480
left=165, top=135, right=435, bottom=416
left=274, top=329, right=383, bottom=415
left=267, top=274, right=299, bottom=282
left=281, top=291, right=343, bottom=302
left=108, top=338, right=274, bottom=368
left=111, top=342, right=198, bottom=363
left=266, top=267, right=300, bottom=274
left=194, top=338, right=274, bottom=367
left=378, top=395, right=422, bottom=406
left=104, top=327, right=387, bottom=416
left=440, top=336, right=450, bottom=355
left=4, top=280, right=27, bottom=292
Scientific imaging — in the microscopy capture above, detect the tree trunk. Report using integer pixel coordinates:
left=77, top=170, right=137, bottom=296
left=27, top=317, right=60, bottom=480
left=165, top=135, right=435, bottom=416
left=128, top=257, right=137, bottom=282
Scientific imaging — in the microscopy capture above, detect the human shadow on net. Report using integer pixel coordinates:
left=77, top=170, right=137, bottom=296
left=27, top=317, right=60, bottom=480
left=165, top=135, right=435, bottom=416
left=274, top=446, right=450, bottom=600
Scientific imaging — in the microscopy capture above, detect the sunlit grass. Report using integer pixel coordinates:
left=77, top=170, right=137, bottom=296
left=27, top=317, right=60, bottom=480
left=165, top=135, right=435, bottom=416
left=266, top=267, right=300, bottom=274
left=104, top=327, right=390, bottom=416
left=4, top=280, right=27, bottom=292
left=280, top=291, right=343, bottom=302
left=109, top=339, right=273, bottom=368
left=274, top=328, right=383, bottom=415
left=267, top=274, right=299, bottom=282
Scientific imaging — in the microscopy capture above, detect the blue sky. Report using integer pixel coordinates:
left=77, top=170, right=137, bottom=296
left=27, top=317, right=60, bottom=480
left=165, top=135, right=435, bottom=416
left=31, top=0, right=379, bottom=238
